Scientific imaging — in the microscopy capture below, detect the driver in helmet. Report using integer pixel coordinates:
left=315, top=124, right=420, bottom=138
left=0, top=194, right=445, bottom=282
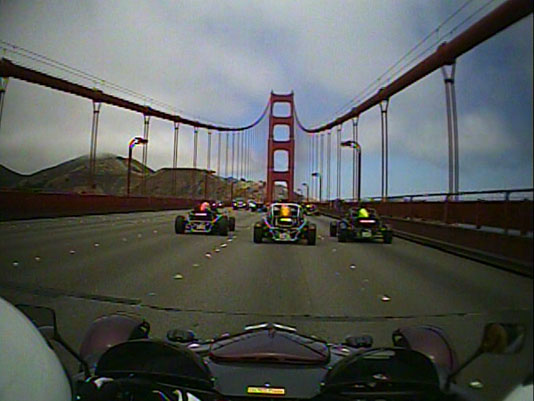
left=194, top=201, right=213, bottom=215
left=355, top=203, right=369, bottom=218
left=0, top=297, right=71, bottom=401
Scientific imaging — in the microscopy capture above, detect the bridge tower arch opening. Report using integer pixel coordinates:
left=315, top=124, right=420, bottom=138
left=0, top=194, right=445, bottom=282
left=266, top=92, right=295, bottom=203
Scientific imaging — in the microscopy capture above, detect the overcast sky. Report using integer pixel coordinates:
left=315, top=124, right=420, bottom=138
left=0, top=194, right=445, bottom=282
left=0, top=0, right=532, bottom=198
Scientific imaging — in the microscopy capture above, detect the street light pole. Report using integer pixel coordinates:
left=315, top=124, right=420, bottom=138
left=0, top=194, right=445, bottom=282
left=351, top=117, right=359, bottom=201
left=127, top=137, right=148, bottom=196
left=341, top=140, right=362, bottom=203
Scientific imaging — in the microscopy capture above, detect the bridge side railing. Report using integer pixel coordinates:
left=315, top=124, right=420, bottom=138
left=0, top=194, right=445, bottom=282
left=318, top=188, right=533, bottom=236
left=0, top=190, right=198, bottom=221
left=315, top=189, right=533, bottom=275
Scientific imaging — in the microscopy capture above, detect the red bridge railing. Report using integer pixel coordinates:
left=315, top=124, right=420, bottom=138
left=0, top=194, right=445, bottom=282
left=319, top=188, right=533, bottom=235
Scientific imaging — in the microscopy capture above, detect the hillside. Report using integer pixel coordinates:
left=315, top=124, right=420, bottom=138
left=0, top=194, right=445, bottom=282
left=0, top=165, right=24, bottom=188
left=0, top=154, right=291, bottom=200
left=1, top=154, right=151, bottom=195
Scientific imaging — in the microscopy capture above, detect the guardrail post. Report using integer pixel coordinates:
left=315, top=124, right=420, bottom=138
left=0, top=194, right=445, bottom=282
left=520, top=198, right=529, bottom=237
left=444, top=194, right=449, bottom=224
left=504, top=191, right=510, bottom=235
left=0, top=77, right=8, bottom=133
left=475, top=198, right=482, bottom=229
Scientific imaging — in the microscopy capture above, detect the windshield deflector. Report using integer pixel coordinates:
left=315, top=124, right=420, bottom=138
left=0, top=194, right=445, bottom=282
left=209, top=329, right=329, bottom=365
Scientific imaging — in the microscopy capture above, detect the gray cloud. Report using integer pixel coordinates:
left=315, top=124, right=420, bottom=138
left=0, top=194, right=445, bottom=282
left=0, top=0, right=531, bottom=196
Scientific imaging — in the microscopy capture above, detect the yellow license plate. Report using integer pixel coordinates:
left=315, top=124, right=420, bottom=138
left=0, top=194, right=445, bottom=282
left=247, top=386, right=286, bottom=396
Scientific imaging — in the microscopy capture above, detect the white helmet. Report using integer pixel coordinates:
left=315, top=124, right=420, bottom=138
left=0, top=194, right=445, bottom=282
left=0, top=297, right=71, bottom=401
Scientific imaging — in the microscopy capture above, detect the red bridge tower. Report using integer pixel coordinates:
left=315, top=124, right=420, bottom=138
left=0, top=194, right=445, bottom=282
left=266, top=92, right=295, bottom=203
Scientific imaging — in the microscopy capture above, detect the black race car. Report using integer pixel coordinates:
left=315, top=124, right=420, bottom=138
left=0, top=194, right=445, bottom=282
left=175, top=208, right=235, bottom=236
left=256, top=202, right=267, bottom=212
left=304, top=203, right=319, bottom=215
left=248, top=200, right=266, bottom=212
left=253, top=203, right=316, bottom=245
left=330, top=208, right=393, bottom=243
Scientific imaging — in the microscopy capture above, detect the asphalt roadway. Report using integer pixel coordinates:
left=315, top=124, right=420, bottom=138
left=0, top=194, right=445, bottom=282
left=0, top=209, right=532, bottom=400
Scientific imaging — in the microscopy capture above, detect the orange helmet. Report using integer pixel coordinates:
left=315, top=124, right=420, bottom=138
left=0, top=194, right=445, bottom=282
left=280, top=205, right=291, bottom=217
left=200, top=202, right=211, bottom=212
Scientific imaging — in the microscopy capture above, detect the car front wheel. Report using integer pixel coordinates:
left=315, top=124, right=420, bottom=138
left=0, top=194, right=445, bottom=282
left=175, top=216, right=185, bottom=234
left=253, top=225, right=263, bottom=243
left=307, top=225, right=317, bottom=246
left=217, top=217, right=229, bottom=236
left=330, top=222, right=337, bottom=237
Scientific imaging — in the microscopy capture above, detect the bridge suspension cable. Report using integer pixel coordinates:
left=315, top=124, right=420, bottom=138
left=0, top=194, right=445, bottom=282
left=295, top=0, right=532, bottom=133
left=0, top=55, right=270, bottom=133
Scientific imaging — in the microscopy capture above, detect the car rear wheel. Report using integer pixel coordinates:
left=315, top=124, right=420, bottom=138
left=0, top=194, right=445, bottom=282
left=229, top=217, right=236, bottom=232
left=174, top=216, right=185, bottom=234
left=253, top=225, right=263, bottom=243
left=338, top=229, right=347, bottom=242
left=330, top=222, right=337, bottom=237
left=383, top=231, right=393, bottom=244
left=307, top=225, right=317, bottom=246
left=218, top=217, right=229, bottom=236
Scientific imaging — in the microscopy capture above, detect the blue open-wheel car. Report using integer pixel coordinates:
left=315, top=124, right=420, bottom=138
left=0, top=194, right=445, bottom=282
left=253, top=203, right=316, bottom=245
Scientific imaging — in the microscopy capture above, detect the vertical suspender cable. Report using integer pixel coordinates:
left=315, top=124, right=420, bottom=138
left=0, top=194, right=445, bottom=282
left=327, top=130, right=331, bottom=201
left=225, top=132, right=229, bottom=177
left=336, top=125, right=342, bottom=199
left=217, top=131, right=221, bottom=177
left=172, top=122, right=180, bottom=196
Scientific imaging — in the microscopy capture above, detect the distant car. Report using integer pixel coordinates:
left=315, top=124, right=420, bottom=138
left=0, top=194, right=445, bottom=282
left=232, top=198, right=248, bottom=210
left=304, top=203, right=319, bottom=215
left=255, top=201, right=267, bottom=212
left=175, top=208, right=235, bottom=235
left=248, top=200, right=265, bottom=211
left=329, top=208, right=392, bottom=243
left=253, top=203, right=316, bottom=245
left=211, top=200, right=224, bottom=209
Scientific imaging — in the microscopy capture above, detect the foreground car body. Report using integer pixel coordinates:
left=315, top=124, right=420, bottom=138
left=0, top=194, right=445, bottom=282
left=253, top=203, right=316, bottom=245
left=330, top=208, right=393, bottom=243
left=175, top=209, right=235, bottom=235
left=14, top=300, right=522, bottom=401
